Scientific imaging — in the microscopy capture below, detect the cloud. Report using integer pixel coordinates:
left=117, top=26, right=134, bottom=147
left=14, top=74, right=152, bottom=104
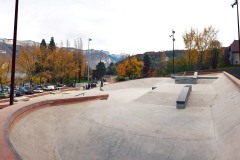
left=0, top=0, right=238, bottom=54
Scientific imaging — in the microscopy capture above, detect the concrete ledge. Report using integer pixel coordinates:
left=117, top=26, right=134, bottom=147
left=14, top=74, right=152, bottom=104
left=223, top=71, right=240, bottom=90
left=175, top=77, right=197, bottom=84
left=176, top=85, right=192, bottom=109
left=0, top=94, right=109, bottom=160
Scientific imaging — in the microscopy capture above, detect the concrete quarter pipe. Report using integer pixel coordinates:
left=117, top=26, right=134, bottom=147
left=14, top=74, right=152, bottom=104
left=7, top=72, right=240, bottom=160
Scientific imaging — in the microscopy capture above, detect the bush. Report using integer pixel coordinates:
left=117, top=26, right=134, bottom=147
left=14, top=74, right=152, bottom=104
left=117, top=76, right=127, bottom=81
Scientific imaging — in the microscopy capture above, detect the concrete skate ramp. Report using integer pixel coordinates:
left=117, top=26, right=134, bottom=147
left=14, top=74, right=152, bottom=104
left=8, top=73, right=240, bottom=160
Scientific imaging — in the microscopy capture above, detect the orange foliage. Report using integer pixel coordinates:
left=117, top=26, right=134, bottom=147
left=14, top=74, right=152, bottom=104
left=117, top=56, right=143, bottom=78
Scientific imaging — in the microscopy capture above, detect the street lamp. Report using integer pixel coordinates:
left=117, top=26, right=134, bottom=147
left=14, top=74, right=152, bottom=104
left=169, top=30, right=175, bottom=74
left=87, top=38, right=92, bottom=82
left=232, top=0, right=240, bottom=59
left=10, top=0, right=19, bottom=105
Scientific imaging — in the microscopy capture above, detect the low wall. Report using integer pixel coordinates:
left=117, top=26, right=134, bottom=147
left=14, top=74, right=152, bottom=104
left=175, top=77, right=197, bottom=84
left=223, top=71, right=240, bottom=89
left=0, top=94, right=109, bottom=160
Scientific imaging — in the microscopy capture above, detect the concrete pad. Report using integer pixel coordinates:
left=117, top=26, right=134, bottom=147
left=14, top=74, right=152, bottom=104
left=8, top=73, right=240, bottom=160
left=14, top=96, right=30, bottom=102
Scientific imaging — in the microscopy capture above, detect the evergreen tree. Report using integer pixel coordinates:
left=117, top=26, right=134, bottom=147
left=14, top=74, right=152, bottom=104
left=48, top=37, right=56, bottom=51
left=93, top=61, right=106, bottom=79
left=106, top=63, right=117, bottom=75
left=40, top=39, right=47, bottom=51
left=142, top=54, right=151, bottom=77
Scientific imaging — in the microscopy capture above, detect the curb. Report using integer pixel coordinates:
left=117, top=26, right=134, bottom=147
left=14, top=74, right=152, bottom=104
left=223, top=71, right=240, bottom=90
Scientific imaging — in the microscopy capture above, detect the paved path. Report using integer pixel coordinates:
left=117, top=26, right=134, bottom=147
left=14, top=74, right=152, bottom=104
left=9, top=73, right=240, bottom=160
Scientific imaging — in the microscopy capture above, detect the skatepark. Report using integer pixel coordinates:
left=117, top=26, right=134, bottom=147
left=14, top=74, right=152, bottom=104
left=0, top=72, right=240, bottom=160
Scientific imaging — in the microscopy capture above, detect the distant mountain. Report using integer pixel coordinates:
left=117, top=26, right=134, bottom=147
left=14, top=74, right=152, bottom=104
left=0, top=42, right=21, bottom=56
left=83, top=50, right=129, bottom=69
left=0, top=38, right=127, bottom=68
left=0, top=38, right=185, bottom=69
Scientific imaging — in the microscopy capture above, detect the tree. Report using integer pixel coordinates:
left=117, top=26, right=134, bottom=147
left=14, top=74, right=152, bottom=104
left=159, top=52, right=167, bottom=75
left=183, top=26, right=219, bottom=70
left=35, top=39, right=49, bottom=84
left=0, top=54, right=11, bottom=89
left=16, top=45, right=39, bottom=87
left=106, top=62, right=117, bottom=75
left=40, top=39, right=47, bottom=51
left=117, top=56, right=143, bottom=79
left=207, top=40, right=223, bottom=69
left=48, top=37, right=56, bottom=52
left=54, top=48, right=77, bottom=83
left=195, top=26, right=218, bottom=69
left=73, top=38, right=86, bottom=82
left=182, top=28, right=197, bottom=70
left=93, top=61, right=106, bottom=79
left=142, top=54, right=151, bottom=77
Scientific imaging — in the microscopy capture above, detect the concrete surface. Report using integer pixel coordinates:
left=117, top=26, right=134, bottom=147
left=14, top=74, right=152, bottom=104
left=9, top=73, right=240, bottom=160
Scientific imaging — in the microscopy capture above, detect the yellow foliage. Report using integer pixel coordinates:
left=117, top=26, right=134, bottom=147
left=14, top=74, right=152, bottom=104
left=0, top=54, right=11, bottom=85
left=117, top=56, right=143, bottom=78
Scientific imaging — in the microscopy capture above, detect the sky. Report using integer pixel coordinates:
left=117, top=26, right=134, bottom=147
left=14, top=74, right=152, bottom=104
left=0, top=0, right=238, bottom=55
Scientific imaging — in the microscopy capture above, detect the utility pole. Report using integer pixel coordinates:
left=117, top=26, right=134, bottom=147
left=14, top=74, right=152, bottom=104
left=10, top=0, right=19, bottom=105
left=170, top=30, right=175, bottom=74
left=88, top=38, right=92, bottom=82
left=232, top=0, right=240, bottom=63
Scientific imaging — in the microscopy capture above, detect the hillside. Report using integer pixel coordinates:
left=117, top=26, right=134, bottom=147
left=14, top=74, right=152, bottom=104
left=0, top=40, right=184, bottom=69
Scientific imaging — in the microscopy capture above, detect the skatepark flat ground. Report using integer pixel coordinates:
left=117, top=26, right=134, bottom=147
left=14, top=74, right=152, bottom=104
left=9, top=73, right=240, bottom=160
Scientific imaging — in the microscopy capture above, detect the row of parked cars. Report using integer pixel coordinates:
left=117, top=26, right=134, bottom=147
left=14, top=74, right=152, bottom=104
left=0, top=84, right=59, bottom=99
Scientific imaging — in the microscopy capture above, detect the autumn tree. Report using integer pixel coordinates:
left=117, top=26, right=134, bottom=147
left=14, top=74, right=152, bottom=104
left=183, top=26, right=219, bottom=70
left=159, top=52, right=167, bottom=75
left=0, top=54, right=11, bottom=89
left=54, top=48, right=77, bottom=83
left=182, top=28, right=198, bottom=70
left=73, top=38, right=86, bottom=82
left=117, top=56, right=143, bottom=79
left=195, top=26, right=218, bottom=69
left=142, top=54, right=151, bottom=77
left=175, top=56, right=188, bottom=72
left=207, top=40, right=224, bottom=69
left=16, top=45, right=39, bottom=86
left=35, top=39, right=49, bottom=83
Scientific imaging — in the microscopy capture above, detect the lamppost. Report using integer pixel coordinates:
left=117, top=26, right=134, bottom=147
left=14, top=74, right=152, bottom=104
left=232, top=0, right=240, bottom=60
left=87, top=38, right=92, bottom=82
left=169, top=30, right=175, bottom=74
left=10, top=0, right=19, bottom=105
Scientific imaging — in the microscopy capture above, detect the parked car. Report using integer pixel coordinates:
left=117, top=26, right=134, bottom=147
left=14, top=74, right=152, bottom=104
left=43, top=85, right=55, bottom=91
left=0, top=91, right=10, bottom=98
left=22, top=89, right=34, bottom=95
left=33, top=88, right=44, bottom=93
left=15, top=90, right=25, bottom=97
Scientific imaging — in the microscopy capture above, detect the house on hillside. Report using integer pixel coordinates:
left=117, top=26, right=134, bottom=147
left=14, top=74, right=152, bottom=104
left=229, top=40, right=240, bottom=65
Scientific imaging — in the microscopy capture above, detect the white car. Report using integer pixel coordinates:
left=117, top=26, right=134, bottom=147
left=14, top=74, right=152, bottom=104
left=43, top=85, right=55, bottom=91
left=33, top=88, right=44, bottom=93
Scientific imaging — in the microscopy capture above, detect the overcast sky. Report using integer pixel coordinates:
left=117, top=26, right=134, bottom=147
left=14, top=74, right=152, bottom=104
left=0, top=0, right=238, bottom=54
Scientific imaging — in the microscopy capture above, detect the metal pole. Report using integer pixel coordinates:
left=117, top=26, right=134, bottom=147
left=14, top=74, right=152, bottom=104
left=170, top=30, right=175, bottom=74
left=87, top=39, right=90, bottom=82
left=10, top=0, right=19, bottom=105
left=173, top=32, right=175, bottom=74
left=237, top=0, right=240, bottom=60
left=232, top=0, right=240, bottom=63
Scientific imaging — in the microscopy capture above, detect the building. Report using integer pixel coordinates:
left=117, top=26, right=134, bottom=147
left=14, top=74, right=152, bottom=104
left=229, top=40, right=240, bottom=65
left=0, top=38, right=40, bottom=46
